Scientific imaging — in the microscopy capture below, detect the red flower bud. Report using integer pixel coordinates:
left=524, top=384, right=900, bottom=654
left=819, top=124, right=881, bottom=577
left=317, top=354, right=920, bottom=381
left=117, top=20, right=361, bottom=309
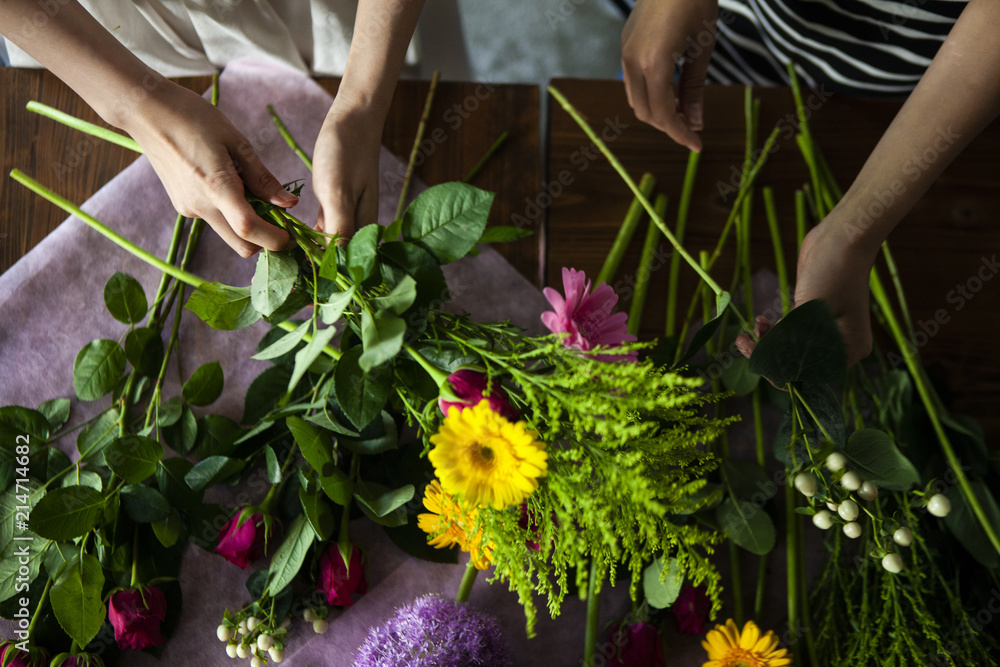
left=317, top=544, right=368, bottom=607
left=672, top=584, right=711, bottom=635
left=0, top=643, right=46, bottom=667
left=108, top=586, right=167, bottom=651
left=215, top=511, right=268, bottom=569
left=607, top=621, right=666, bottom=667
left=438, top=369, right=518, bottom=420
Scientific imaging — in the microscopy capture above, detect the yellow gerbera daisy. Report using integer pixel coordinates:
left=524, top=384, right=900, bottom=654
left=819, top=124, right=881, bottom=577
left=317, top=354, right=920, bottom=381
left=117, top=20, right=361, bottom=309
left=417, top=480, right=494, bottom=569
left=428, top=399, right=548, bottom=510
left=702, top=619, right=792, bottom=667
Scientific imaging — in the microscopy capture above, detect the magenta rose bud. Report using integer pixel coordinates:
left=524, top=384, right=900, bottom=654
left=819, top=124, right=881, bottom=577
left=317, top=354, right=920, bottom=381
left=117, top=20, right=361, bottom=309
left=318, top=543, right=368, bottom=607
left=438, top=369, right=519, bottom=420
left=215, top=511, right=267, bottom=569
left=607, top=621, right=666, bottom=667
left=672, top=584, right=711, bottom=634
left=108, top=586, right=167, bottom=651
left=0, top=643, right=46, bottom=667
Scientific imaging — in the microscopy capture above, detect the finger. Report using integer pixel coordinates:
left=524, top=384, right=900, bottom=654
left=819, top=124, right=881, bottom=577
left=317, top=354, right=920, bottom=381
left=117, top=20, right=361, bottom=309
left=644, top=64, right=702, bottom=152
left=735, top=333, right=756, bottom=360
left=356, top=183, right=379, bottom=232
left=678, top=39, right=714, bottom=132
left=201, top=209, right=261, bottom=259
left=232, top=140, right=300, bottom=209
left=212, top=167, right=291, bottom=252
left=753, top=315, right=772, bottom=339
left=622, top=58, right=652, bottom=127
left=318, top=189, right=357, bottom=244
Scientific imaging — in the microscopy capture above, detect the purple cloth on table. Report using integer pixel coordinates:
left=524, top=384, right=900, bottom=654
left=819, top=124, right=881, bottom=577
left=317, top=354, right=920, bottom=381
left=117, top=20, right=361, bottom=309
left=0, top=59, right=659, bottom=666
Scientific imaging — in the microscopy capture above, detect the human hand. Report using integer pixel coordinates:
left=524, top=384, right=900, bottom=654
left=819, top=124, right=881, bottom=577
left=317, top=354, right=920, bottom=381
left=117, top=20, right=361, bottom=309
left=621, top=0, right=719, bottom=152
left=736, top=216, right=876, bottom=368
left=123, top=82, right=297, bottom=257
left=312, top=102, right=383, bottom=242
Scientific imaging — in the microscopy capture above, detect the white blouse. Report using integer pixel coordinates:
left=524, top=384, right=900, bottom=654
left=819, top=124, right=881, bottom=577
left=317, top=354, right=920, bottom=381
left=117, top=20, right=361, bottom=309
left=3, top=0, right=418, bottom=77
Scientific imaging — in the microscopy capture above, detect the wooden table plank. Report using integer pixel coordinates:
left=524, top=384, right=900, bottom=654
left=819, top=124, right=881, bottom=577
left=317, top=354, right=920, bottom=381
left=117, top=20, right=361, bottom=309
left=547, top=78, right=1000, bottom=442
left=0, top=71, right=541, bottom=285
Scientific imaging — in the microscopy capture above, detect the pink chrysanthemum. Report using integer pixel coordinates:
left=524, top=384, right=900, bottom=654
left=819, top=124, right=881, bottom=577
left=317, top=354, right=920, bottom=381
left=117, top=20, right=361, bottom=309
left=541, top=267, right=637, bottom=362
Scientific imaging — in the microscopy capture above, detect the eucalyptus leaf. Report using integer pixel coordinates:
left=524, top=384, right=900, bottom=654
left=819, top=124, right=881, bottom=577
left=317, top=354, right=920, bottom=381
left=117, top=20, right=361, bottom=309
left=334, top=346, right=392, bottom=431
left=716, top=497, right=775, bottom=555
left=50, top=553, right=105, bottom=648
left=73, top=340, right=126, bottom=401
left=182, top=361, right=224, bottom=406
left=103, top=271, right=148, bottom=324
left=186, top=282, right=261, bottom=330
left=844, top=429, right=920, bottom=491
left=29, top=486, right=105, bottom=541
left=748, top=300, right=847, bottom=386
left=402, top=183, right=493, bottom=264
left=105, top=435, right=164, bottom=484
left=643, top=556, right=684, bottom=609
left=251, top=250, right=298, bottom=318
left=359, top=310, right=405, bottom=372
left=266, top=514, right=316, bottom=595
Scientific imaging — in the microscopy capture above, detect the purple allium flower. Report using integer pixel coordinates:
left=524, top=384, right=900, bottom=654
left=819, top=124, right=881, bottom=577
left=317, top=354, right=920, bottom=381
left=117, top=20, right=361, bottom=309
left=354, top=594, right=513, bottom=667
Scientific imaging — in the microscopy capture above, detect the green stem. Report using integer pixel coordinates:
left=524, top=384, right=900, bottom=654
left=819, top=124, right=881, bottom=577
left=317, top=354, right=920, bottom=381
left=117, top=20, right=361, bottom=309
left=26, top=101, right=142, bottom=152
left=396, top=71, right=441, bottom=220
left=786, top=482, right=800, bottom=644
left=763, top=187, right=791, bottom=315
left=403, top=343, right=451, bottom=387
left=627, top=193, right=667, bottom=335
left=26, top=578, right=53, bottom=644
left=10, top=170, right=205, bottom=289
left=753, top=552, right=768, bottom=621
left=665, top=151, right=700, bottom=336
left=583, top=557, right=601, bottom=667
left=130, top=525, right=140, bottom=588
left=147, top=214, right=187, bottom=326
left=880, top=243, right=916, bottom=343
left=794, top=190, right=807, bottom=249
left=455, top=560, right=478, bottom=603
left=597, top=172, right=655, bottom=286
left=729, top=540, right=745, bottom=627
left=267, top=104, right=313, bottom=170
left=463, top=131, right=508, bottom=184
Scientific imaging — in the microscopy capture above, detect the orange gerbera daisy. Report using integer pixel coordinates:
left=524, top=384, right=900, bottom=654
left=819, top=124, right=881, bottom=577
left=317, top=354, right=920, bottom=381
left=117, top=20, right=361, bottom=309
left=417, top=480, right=494, bottom=570
left=702, top=619, right=792, bottom=667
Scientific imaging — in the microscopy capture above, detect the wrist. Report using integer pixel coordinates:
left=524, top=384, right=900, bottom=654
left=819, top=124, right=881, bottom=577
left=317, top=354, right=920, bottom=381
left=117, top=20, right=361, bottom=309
left=97, top=70, right=175, bottom=133
left=823, top=186, right=904, bottom=259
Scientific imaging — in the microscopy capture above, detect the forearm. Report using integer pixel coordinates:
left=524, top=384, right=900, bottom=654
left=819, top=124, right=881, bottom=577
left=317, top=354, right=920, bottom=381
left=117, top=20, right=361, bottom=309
left=831, top=0, right=1000, bottom=257
left=0, top=0, right=169, bottom=128
left=331, top=0, right=425, bottom=123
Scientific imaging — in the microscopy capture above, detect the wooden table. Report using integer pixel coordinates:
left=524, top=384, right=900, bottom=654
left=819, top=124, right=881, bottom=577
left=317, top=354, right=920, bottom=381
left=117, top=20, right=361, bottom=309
left=0, top=70, right=541, bottom=284
left=547, top=78, right=1000, bottom=443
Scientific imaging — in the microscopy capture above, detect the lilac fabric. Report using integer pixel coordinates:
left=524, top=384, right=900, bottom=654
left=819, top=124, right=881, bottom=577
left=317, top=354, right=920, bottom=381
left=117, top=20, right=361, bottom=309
left=0, top=60, right=658, bottom=665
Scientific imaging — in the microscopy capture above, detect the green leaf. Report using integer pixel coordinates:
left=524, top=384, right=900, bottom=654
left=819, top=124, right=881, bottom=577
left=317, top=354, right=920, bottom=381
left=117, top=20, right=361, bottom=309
left=38, top=398, right=71, bottom=432
left=339, top=412, right=399, bottom=455
left=354, top=480, right=412, bottom=526
left=288, top=324, right=338, bottom=392
left=157, top=396, right=183, bottom=427
left=156, top=458, right=204, bottom=512
left=371, top=275, right=417, bottom=316
left=477, top=225, right=534, bottom=244
left=287, top=416, right=351, bottom=505
left=844, top=429, right=920, bottom=491
left=945, top=480, right=1000, bottom=569
left=163, top=406, right=198, bottom=455
left=152, top=509, right=183, bottom=548
left=124, top=327, right=165, bottom=378
left=0, top=406, right=50, bottom=449
left=264, top=445, right=282, bottom=484
left=674, top=292, right=732, bottom=367
left=643, top=556, right=684, bottom=609
left=383, top=217, right=404, bottom=242
left=305, top=407, right=359, bottom=437
left=184, top=456, right=246, bottom=492
left=0, top=479, right=44, bottom=549
left=346, top=224, right=381, bottom=283
left=44, top=542, right=77, bottom=580
left=320, top=285, right=356, bottom=326
left=266, top=514, right=316, bottom=595
left=716, top=496, right=776, bottom=555
left=0, top=538, right=50, bottom=603
left=103, top=271, right=148, bottom=324
left=334, top=346, right=393, bottom=431
left=251, top=250, right=298, bottom=317
left=76, top=408, right=118, bottom=465
left=774, top=383, right=844, bottom=467
left=29, top=486, right=105, bottom=541
left=185, top=282, right=261, bottom=330
left=50, top=553, right=106, bottom=648
left=73, top=340, right=126, bottom=401
left=194, top=415, right=244, bottom=459
left=318, top=244, right=340, bottom=282
left=181, top=361, right=225, bottom=407
left=748, top=300, right=847, bottom=386
left=720, top=355, right=760, bottom=396
left=402, top=183, right=494, bottom=263
left=722, top=459, right=772, bottom=503
left=244, top=366, right=292, bottom=424
left=385, top=520, right=459, bottom=564
left=359, top=310, right=405, bottom=372
left=28, top=447, right=71, bottom=483
left=252, top=320, right=311, bottom=361
left=105, top=435, right=164, bottom=484
left=298, top=487, right=335, bottom=540
left=379, top=241, right=449, bottom=306
left=120, top=484, right=171, bottom=523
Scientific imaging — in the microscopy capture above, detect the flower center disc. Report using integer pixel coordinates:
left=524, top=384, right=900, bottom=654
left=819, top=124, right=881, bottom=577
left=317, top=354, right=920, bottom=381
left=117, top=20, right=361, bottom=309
left=471, top=442, right=495, bottom=467
left=723, top=650, right=765, bottom=667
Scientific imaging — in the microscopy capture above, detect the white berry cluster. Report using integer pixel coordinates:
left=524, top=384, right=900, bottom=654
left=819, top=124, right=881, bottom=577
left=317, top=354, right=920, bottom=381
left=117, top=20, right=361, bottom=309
left=217, top=613, right=289, bottom=664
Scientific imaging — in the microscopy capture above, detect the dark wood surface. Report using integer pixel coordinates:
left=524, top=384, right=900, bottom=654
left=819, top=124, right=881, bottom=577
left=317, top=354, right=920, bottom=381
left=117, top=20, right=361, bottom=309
left=0, top=71, right=542, bottom=284
left=547, top=78, right=1000, bottom=443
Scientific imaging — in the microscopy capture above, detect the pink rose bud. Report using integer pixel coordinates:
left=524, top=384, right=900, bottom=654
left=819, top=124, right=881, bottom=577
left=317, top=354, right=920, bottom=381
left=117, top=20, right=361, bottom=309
left=438, top=369, right=518, bottom=420
left=0, top=643, right=47, bottom=667
left=108, top=586, right=167, bottom=651
left=672, top=584, right=711, bottom=635
left=607, top=621, right=666, bottom=667
left=317, top=543, right=368, bottom=607
left=215, top=511, right=268, bottom=569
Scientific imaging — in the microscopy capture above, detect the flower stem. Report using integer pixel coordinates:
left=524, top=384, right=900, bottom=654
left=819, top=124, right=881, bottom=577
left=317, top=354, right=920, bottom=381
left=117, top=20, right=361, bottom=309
left=786, top=484, right=800, bottom=644
left=147, top=214, right=187, bottom=327
left=763, top=188, right=791, bottom=315
left=26, top=101, right=142, bottom=152
left=597, top=172, right=655, bottom=286
left=26, top=578, right=53, bottom=644
left=396, top=70, right=441, bottom=221
left=583, top=557, right=601, bottom=667
left=403, top=343, right=451, bottom=388
left=627, top=193, right=667, bottom=335
left=463, top=131, right=508, bottom=184
left=665, top=151, right=700, bottom=336
left=130, top=525, right=140, bottom=588
left=268, top=104, right=313, bottom=170
left=455, top=560, right=478, bottom=604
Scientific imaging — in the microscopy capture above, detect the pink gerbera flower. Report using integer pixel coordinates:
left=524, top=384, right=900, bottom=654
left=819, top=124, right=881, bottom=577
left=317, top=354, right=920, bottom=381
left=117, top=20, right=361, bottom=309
left=541, top=267, right=637, bottom=362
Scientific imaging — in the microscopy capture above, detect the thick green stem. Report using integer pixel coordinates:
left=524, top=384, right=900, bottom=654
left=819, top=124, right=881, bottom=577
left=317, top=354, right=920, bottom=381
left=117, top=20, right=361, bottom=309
left=396, top=71, right=441, bottom=220
left=267, top=105, right=313, bottom=170
left=627, top=193, right=667, bottom=335
left=665, top=151, right=700, bottom=336
left=583, top=557, right=601, bottom=667
left=763, top=187, right=791, bottom=315
left=147, top=214, right=187, bottom=326
left=463, top=131, right=508, bottom=184
left=880, top=243, right=916, bottom=343
left=786, top=483, right=800, bottom=644
left=794, top=190, right=807, bottom=249
left=728, top=540, right=745, bottom=627
left=26, top=101, right=142, bottom=152
left=753, top=552, right=768, bottom=621
left=455, top=561, right=478, bottom=604
left=597, top=172, right=655, bottom=286
left=403, top=343, right=451, bottom=387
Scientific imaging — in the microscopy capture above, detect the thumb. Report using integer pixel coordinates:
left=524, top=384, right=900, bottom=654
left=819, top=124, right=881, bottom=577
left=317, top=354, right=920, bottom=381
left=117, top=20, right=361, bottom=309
left=231, top=140, right=299, bottom=208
